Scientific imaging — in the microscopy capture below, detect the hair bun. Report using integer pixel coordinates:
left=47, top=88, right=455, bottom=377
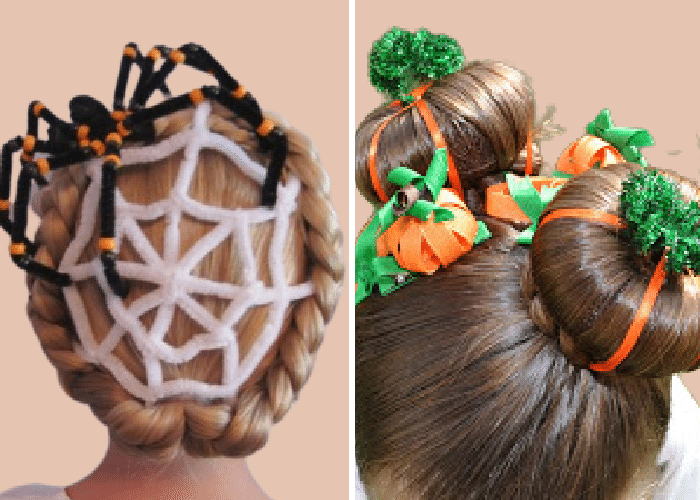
left=530, top=163, right=700, bottom=376
left=357, top=42, right=537, bottom=211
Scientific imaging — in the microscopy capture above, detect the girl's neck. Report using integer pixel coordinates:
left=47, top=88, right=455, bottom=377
left=65, top=438, right=272, bottom=500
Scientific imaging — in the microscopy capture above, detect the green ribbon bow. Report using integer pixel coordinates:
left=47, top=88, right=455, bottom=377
left=373, top=149, right=455, bottom=231
left=586, top=108, right=654, bottom=167
left=505, top=174, right=564, bottom=244
left=356, top=149, right=490, bottom=305
left=355, top=255, right=416, bottom=305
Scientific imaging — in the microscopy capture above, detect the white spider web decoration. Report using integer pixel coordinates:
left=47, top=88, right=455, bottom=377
left=58, top=102, right=313, bottom=403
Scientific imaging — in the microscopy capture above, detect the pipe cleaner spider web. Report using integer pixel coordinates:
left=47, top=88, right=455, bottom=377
left=57, top=102, right=313, bottom=403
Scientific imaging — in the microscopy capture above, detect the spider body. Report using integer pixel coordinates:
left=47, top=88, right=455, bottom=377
left=0, top=43, right=287, bottom=298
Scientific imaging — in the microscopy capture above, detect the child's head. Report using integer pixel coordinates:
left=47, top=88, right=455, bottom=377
left=26, top=101, right=343, bottom=460
left=355, top=163, right=700, bottom=499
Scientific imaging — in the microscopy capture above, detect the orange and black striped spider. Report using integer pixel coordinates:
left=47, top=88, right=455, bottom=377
left=0, top=43, right=287, bottom=298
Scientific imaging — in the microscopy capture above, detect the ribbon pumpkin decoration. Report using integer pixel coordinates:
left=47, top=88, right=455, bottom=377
left=486, top=175, right=567, bottom=244
left=356, top=148, right=491, bottom=305
left=555, top=108, right=654, bottom=178
left=485, top=109, right=655, bottom=243
left=377, top=188, right=489, bottom=273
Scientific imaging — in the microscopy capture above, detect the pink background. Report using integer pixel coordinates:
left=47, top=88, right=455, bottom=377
left=355, top=0, right=700, bottom=401
left=0, top=1, right=349, bottom=498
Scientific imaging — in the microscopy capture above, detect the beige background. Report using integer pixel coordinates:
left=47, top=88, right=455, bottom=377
left=0, top=1, right=348, bottom=498
left=355, top=0, right=700, bottom=400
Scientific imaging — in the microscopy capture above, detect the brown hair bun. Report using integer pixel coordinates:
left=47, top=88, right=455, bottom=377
left=356, top=61, right=538, bottom=213
left=530, top=163, right=700, bottom=376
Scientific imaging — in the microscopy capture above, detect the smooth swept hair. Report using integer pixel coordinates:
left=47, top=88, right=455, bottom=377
left=356, top=218, right=670, bottom=500
left=355, top=60, right=541, bottom=213
left=356, top=163, right=700, bottom=499
left=532, top=163, right=700, bottom=376
left=27, top=104, right=343, bottom=460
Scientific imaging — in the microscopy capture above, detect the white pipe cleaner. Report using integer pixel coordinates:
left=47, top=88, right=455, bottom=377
left=58, top=102, right=313, bottom=403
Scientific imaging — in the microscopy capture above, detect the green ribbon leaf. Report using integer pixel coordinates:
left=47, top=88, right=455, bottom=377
left=474, top=221, right=492, bottom=245
left=423, top=148, right=449, bottom=201
left=409, top=199, right=453, bottom=222
left=505, top=173, right=565, bottom=245
left=387, top=167, right=422, bottom=188
left=552, top=170, right=573, bottom=179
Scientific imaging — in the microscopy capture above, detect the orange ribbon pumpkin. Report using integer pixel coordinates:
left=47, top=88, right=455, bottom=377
left=486, top=177, right=568, bottom=224
left=555, top=135, right=624, bottom=176
left=376, top=188, right=478, bottom=274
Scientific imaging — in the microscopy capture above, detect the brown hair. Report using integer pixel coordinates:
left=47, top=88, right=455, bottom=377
left=27, top=103, right=343, bottom=460
left=356, top=218, right=671, bottom=499
left=356, top=162, right=700, bottom=498
left=356, top=60, right=543, bottom=213
left=532, top=163, right=700, bottom=376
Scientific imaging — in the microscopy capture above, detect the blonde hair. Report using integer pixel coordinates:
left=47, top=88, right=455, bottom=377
left=27, top=103, right=343, bottom=460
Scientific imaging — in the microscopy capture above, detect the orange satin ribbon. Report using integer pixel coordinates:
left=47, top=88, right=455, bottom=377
left=589, top=255, right=666, bottom=372
left=539, top=208, right=667, bottom=372
left=375, top=188, right=477, bottom=274
left=486, top=177, right=568, bottom=224
left=538, top=208, right=627, bottom=230
left=525, top=126, right=534, bottom=176
left=368, top=83, right=463, bottom=203
left=556, top=135, right=624, bottom=176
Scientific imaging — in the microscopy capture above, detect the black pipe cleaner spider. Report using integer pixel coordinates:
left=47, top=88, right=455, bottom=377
left=0, top=42, right=287, bottom=299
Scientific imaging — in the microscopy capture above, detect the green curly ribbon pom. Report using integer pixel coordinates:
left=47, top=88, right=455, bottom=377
left=621, top=168, right=700, bottom=273
left=369, top=27, right=465, bottom=102
left=355, top=149, right=490, bottom=305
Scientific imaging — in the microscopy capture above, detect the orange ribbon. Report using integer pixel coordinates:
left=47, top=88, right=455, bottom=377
left=555, top=135, right=624, bottom=176
left=376, top=189, right=477, bottom=274
left=538, top=207, right=666, bottom=373
left=486, top=130, right=625, bottom=226
left=525, top=126, right=534, bottom=176
left=538, top=208, right=627, bottom=230
left=368, top=83, right=463, bottom=203
left=589, top=255, right=666, bottom=372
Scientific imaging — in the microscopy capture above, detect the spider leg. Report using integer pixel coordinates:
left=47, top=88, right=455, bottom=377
left=124, top=86, right=286, bottom=206
left=115, top=43, right=170, bottom=112
left=172, top=43, right=240, bottom=89
left=9, top=145, right=90, bottom=286
left=98, top=133, right=129, bottom=298
left=113, top=43, right=139, bottom=111
left=28, top=101, right=74, bottom=140
left=10, top=163, right=69, bottom=284
left=1, top=99, right=76, bottom=249
left=0, top=136, right=71, bottom=244
left=0, top=136, right=23, bottom=237
left=131, top=46, right=171, bottom=107
left=130, top=43, right=245, bottom=109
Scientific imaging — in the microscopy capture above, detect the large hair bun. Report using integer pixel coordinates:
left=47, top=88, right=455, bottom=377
left=530, top=163, right=700, bottom=376
left=356, top=58, right=538, bottom=213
